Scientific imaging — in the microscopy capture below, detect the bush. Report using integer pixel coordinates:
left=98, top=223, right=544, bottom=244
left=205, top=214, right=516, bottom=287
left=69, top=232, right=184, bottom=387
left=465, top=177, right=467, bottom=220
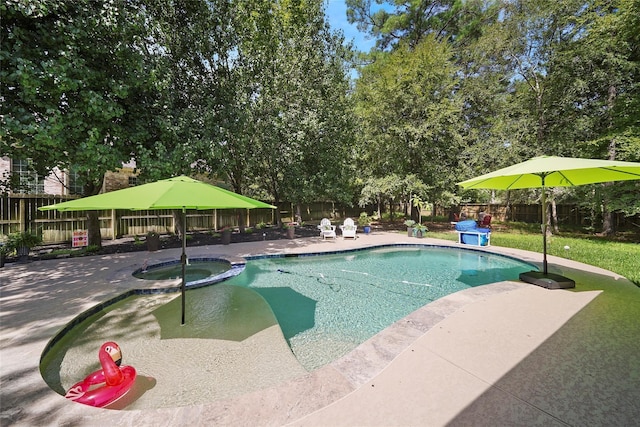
left=6, top=231, right=41, bottom=253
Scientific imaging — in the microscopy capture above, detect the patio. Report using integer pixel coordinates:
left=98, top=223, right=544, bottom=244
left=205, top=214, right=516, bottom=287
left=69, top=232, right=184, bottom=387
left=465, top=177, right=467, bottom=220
left=1, top=232, right=638, bottom=426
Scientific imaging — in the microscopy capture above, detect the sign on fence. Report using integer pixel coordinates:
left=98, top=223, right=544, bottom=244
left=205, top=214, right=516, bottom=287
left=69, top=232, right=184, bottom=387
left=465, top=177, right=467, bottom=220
left=72, top=230, right=88, bottom=248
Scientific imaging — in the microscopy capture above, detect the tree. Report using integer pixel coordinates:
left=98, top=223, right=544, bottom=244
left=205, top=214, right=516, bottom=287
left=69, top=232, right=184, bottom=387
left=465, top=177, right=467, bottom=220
left=1, top=0, right=164, bottom=245
left=543, top=0, right=640, bottom=232
left=234, top=0, right=356, bottom=224
left=354, top=35, right=463, bottom=210
left=346, top=0, right=487, bottom=51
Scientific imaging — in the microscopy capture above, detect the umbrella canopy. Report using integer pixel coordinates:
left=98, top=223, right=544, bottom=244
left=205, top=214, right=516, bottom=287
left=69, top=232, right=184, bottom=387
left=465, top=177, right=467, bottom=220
left=457, top=156, right=640, bottom=190
left=40, top=176, right=276, bottom=323
left=457, top=156, right=640, bottom=288
left=39, top=175, right=276, bottom=211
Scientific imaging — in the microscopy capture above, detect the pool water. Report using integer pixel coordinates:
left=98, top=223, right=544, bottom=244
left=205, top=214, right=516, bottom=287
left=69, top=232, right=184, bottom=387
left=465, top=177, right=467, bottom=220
left=41, top=245, right=534, bottom=409
left=225, top=246, right=532, bottom=370
left=132, top=260, right=231, bottom=283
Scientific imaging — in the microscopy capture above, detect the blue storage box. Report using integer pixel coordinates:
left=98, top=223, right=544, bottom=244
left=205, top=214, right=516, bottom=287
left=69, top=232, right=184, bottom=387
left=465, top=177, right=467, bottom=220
left=455, top=221, right=491, bottom=246
left=460, top=230, right=490, bottom=246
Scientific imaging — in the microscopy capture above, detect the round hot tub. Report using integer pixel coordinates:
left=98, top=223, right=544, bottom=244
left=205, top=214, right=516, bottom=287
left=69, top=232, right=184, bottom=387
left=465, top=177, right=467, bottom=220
left=133, top=258, right=242, bottom=288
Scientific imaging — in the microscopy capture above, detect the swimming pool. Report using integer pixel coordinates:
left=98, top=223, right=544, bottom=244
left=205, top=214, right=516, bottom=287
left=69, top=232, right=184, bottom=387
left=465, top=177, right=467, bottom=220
left=40, top=245, right=535, bottom=409
left=226, top=246, right=533, bottom=370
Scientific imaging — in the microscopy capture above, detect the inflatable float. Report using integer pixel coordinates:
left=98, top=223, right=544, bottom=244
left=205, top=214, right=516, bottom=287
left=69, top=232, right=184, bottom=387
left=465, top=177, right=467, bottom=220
left=65, top=341, right=137, bottom=407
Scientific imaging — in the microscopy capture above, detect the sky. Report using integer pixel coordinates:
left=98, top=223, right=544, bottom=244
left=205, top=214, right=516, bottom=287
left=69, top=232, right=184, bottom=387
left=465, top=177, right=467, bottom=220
left=324, top=0, right=376, bottom=52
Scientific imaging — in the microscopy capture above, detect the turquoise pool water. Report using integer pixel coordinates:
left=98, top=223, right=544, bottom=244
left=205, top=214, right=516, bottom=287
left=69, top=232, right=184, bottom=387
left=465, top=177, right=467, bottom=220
left=225, top=246, right=533, bottom=370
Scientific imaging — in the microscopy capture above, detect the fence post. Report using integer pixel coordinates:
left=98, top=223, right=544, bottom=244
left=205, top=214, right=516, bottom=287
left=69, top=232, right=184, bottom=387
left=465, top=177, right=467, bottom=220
left=19, top=198, right=26, bottom=231
left=111, top=209, right=116, bottom=240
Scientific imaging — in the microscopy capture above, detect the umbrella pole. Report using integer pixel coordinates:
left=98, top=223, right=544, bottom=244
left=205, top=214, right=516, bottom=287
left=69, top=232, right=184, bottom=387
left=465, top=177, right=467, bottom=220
left=181, top=208, right=186, bottom=325
left=518, top=174, right=574, bottom=289
left=541, top=182, right=548, bottom=275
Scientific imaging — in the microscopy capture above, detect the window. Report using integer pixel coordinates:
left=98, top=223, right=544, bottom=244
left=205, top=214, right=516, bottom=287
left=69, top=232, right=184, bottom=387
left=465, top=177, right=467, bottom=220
left=67, top=167, right=84, bottom=195
left=11, top=159, right=44, bottom=194
left=128, top=176, right=138, bottom=187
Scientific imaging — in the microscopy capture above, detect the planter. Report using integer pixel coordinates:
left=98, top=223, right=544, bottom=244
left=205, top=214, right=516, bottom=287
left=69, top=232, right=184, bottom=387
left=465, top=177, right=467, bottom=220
left=286, top=227, right=295, bottom=239
left=147, top=232, right=160, bottom=252
left=221, top=230, right=232, bottom=245
left=363, top=225, right=371, bottom=234
left=407, top=227, right=414, bottom=237
left=17, top=246, right=30, bottom=262
left=415, top=230, right=424, bottom=238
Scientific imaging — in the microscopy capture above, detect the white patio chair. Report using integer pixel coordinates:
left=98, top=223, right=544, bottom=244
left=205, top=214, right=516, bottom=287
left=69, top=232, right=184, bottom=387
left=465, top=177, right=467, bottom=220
left=317, top=218, right=336, bottom=240
left=340, top=218, right=357, bottom=239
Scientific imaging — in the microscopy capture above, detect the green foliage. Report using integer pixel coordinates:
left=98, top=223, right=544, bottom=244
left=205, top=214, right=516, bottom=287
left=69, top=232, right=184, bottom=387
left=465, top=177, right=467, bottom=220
left=354, top=34, right=463, bottom=208
left=84, top=244, right=100, bottom=254
left=1, top=0, right=163, bottom=195
left=358, top=212, right=372, bottom=225
left=5, top=231, right=41, bottom=252
left=413, top=223, right=428, bottom=233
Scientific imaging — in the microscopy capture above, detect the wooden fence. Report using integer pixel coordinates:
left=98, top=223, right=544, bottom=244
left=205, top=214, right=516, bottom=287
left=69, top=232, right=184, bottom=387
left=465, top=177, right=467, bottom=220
left=3, top=195, right=637, bottom=244
left=458, top=203, right=639, bottom=229
left=1, top=195, right=362, bottom=244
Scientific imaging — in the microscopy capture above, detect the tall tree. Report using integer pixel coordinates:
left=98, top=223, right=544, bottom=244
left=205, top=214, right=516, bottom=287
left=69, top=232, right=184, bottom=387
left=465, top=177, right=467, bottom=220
left=235, top=0, right=355, bottom=223
left=543, top=0, right=640, bottom=232
left=1, top=0, right=163, bottom=244
left=354, top=35, right=463, bottom=208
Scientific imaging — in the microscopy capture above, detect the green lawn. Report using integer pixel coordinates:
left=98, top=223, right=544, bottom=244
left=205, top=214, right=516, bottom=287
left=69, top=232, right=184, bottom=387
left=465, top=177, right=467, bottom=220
left=427, top=230, right=640, bottom=286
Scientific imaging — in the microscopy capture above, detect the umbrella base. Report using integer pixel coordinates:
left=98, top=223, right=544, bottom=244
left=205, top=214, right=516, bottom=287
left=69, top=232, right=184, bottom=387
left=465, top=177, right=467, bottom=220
left=519, top=271, right=575, bottom=289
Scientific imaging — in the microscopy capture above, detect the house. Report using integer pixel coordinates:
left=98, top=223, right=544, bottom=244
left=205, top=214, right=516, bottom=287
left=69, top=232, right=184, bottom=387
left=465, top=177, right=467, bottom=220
left=0, top=156, right=138, bottom=196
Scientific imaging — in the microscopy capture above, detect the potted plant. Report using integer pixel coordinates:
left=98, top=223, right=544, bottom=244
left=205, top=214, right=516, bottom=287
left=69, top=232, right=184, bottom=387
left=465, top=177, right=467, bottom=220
left=220, top=227, right=232, bottom=245
left=359, top=212, right=372, bottom=234
left=284, top=223, right=296, bottom=239
left=413, top=223, right=428, bottom=238
left=6, top=231, right=42, bottom=262
left=404, top=219, right=416, bottom=237
left=146, top=231, right=160, bottom=252
left=0, top=244, right=6, bottom=268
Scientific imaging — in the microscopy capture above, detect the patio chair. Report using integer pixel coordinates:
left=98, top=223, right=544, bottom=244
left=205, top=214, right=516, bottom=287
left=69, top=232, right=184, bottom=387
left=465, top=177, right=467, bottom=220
left=317, top=218, right=336, bottom=240
left=339, top=218, right=357, bottom=239
left=478, top=214, right=492, bottom=229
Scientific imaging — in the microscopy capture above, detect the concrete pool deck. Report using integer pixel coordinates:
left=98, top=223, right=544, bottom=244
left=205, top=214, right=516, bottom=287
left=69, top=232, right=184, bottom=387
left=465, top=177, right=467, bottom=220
left=1, top=231, right=639, bottom=426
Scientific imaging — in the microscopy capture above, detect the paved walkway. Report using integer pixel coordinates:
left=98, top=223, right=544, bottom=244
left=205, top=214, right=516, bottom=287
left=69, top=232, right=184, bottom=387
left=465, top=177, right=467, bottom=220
left=1, top=231, right=639, bottom=426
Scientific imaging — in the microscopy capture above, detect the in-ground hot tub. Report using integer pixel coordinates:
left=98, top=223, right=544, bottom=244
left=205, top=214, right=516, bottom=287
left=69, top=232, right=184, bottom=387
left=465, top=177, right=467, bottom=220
left=132, top=257, right=243, bottom=288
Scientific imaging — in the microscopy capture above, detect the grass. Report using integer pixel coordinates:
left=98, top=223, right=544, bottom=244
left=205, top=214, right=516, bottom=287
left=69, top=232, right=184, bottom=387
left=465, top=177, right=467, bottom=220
left=428, top=229, right=640, bottom=286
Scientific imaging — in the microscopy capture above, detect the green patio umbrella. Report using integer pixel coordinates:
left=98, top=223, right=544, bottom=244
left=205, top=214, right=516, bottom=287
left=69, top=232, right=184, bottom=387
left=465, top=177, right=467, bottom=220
left=40, top=176, right=276, bottom=324
left=457, top=156, right=640, bottom=289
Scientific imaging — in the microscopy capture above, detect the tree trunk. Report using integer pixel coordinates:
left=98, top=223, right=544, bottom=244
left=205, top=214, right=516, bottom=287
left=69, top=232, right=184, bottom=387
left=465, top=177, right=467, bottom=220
left=602, top=84, right=617, bottom=236
left=544, top=198, right=552, bottom=236
left=295, top=204, right=302, bottom=223
left=238, top=209, right=246, bottom=232
left=551, top=197, right=559, bottom=234
left=504, top=191, right=511, bottom=221
left=602, top=197, right=615, bottom=236
left=173, top=210, right=184, bottom=237
left=83, top=179, right=103, bottom=248
left=411, top=205, right=420, bottom=223
left=87, top=211, right=101, bottom=247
